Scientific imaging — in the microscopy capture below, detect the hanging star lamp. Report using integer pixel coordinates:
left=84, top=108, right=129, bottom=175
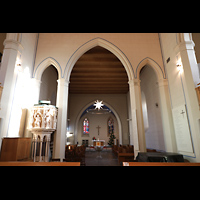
left=93, top=100, right=104, bottom=110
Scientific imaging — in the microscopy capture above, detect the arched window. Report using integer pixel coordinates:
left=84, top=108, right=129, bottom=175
left=83, top=118, right=89, bottom=135
left=108, top=118, right=114, bottom=136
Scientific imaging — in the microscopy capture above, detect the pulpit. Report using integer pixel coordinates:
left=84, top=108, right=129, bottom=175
left=28, top=102, right=58, bottom=162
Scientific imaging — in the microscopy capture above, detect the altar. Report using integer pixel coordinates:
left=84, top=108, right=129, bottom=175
left=92, top=140, right=105, bottom=159
left=92, top=140, right=105, bottom=147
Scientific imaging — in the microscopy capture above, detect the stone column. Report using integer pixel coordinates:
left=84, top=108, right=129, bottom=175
left=175, top=39, right=200, bottom=161
left=133, top=79, right=146, bottom=153
left=54, top=78, right=69, bottom=161
left=39, top=134, right=44, bottom=162
left=32, top=134, right=38, bottom=162
left=45, top=134, right=51, bottom=162
left=0, top=36, right=23, bottom=146
left=128, top=79, right=141, bottom=157
left=158, top=79, right=177, bottom=152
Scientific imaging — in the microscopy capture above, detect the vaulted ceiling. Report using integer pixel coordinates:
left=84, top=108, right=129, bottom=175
left=69, top=46, right=129, bottom=94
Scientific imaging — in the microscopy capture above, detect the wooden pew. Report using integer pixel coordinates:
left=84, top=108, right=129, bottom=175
left=118, top=145, right=134, bottom=164
left=123, top=162, right=200, bottom=166
left=0, top=162, right=80, bottom=166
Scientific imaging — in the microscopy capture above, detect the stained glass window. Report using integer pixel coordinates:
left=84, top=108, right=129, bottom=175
left=108, top=118, right=114, bottom=136
left=83, top=118, right=89, bottom=135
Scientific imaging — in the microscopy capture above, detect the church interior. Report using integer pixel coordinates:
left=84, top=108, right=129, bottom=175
left=1, top=33, right=200, bottom=166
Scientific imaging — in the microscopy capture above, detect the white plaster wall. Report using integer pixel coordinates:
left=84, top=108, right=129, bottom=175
left=33, top=33, right=164, bottom=80
left=159, top=33, right=185, bottom=109
left=21, top=33, right=38, bottom=76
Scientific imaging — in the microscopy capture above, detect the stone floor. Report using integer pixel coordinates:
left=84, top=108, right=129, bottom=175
left=85, top=148, right=120, bottom=166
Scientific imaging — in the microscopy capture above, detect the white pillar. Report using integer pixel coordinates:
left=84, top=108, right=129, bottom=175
left=30, top=78, right=41, bottom=105
left=54, top=78, right=69, bottom=161
left=175, top=40, right=200, bottom=161
left=133, top=79, right=146, bottom=153
left=45, top=134, right=51, bottom=162
left=0, top=37, right=23, bottom=145
left=39, top=135, right=44, bottom=162
left=128, top=79, right=141, bottom=157
left=23, top=78, right=41, bottom=138
left=158, top=79, right=177, bottom=152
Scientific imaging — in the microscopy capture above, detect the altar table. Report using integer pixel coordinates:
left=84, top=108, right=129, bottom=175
left=92, top=140, right=105, bottom=159
left=92, top=140, right=105, bottom=147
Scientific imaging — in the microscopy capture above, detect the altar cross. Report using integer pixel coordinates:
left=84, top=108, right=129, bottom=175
left=96, top=125, right=101, bottom=135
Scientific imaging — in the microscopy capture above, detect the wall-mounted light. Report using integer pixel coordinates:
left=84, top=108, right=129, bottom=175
left=155, top=103, right=159, bottom=108
left=176, top=62, right=183, bottom=73
left=15, top=58, right=22, bottom=73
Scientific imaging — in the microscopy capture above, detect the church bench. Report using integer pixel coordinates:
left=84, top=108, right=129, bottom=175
left=65, top=145, right=86, bottom=165
left=117, top=146, right=134, bottom=164
left=123, top=162, right=200, bottom=166
left=0, top=162, right=80, bottom=166
left=112, top=145, right=119, bottom=156
left=112, top=145, right=135, bottom=164
left=118, top=153, right=134, bottom=164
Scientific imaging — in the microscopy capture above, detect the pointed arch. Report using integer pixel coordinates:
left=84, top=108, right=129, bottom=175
left=64, top=37, right=134, bottom=82
left=74, top=100, right=123, bottom=145
left=33, top=57, right=62, bottom=80
left=135, top=57, right=166, bottom=79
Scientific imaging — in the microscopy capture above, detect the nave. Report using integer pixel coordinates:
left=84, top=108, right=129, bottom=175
left=85, top=148, right=120, bottom=166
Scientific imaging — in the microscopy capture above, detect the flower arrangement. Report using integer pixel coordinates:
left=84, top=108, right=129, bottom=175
left=92, top=137, right=96, bottom=140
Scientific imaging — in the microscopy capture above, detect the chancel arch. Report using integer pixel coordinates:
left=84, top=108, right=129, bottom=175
left=74, top=101, right=122, bottom=145
left=67, top=40, right=137, bottom=154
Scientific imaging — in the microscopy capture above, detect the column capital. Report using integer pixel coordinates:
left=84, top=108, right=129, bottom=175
left=174, top=40, right=195, bottom=55
left=128, top=79, right=141, bottom=86
left=31, top=77, right=42, bottom=85
left=57, top=78, right=70, bottom=87
left=133, top=79, right=141, bottom=86
left=3, top=39, right=24, bottom=53
left=157, top=79, right=169, bottom=87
